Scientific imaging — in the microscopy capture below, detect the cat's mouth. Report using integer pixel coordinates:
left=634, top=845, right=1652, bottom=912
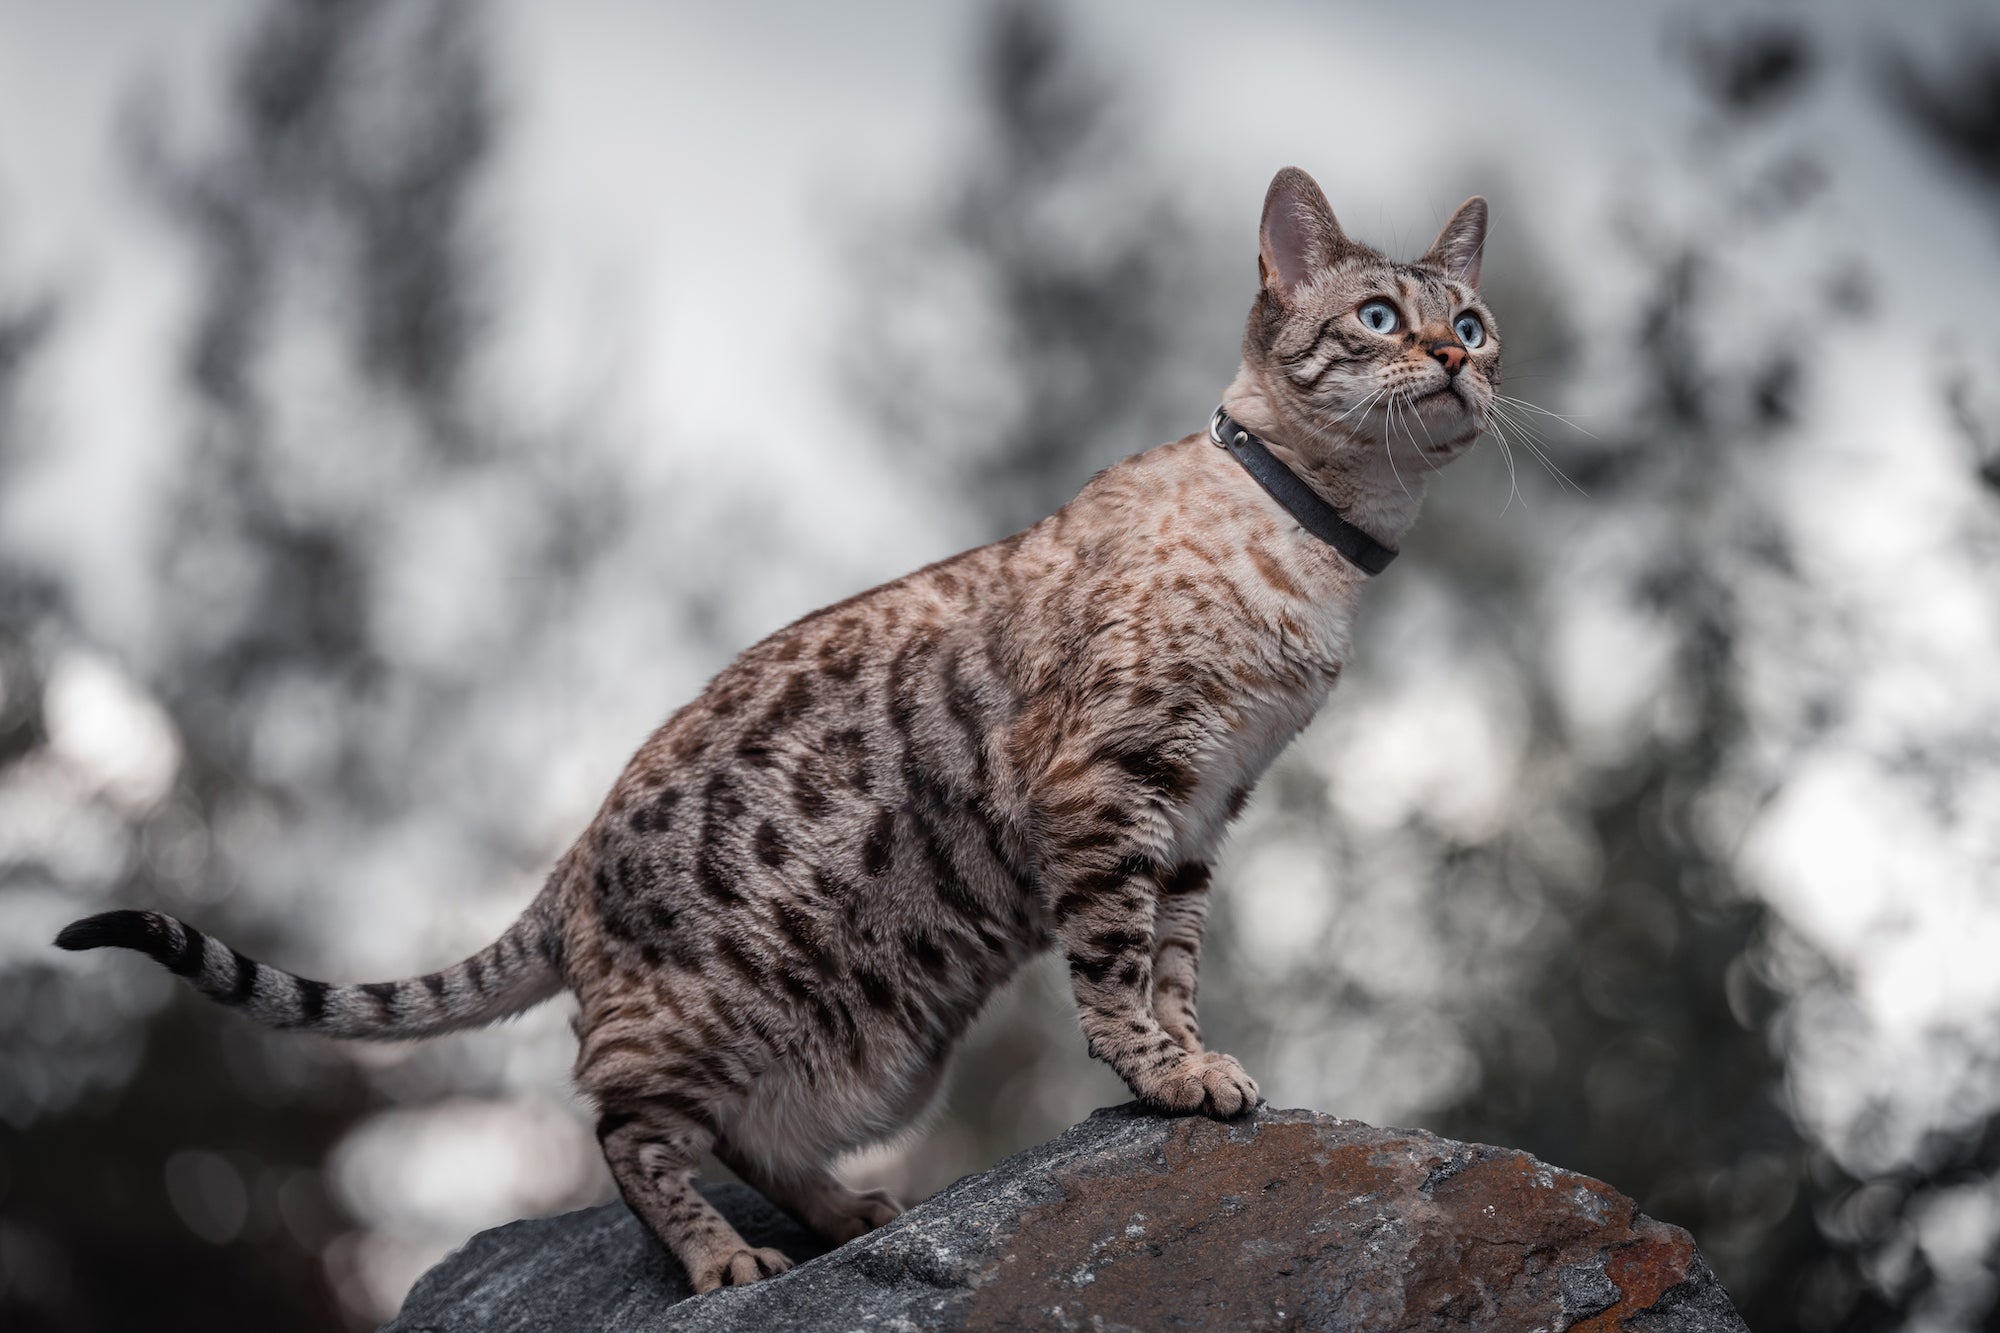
left=1404, top=384, right=1465, bottom=410
left=1400, top=378, right=1480, bottom=420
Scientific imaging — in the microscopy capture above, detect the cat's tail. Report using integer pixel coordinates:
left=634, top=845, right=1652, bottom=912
left=53, top=880, right=565, bottom=1041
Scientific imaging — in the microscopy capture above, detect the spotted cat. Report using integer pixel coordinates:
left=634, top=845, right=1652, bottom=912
left=58, top=167, right=1499, bottom=1292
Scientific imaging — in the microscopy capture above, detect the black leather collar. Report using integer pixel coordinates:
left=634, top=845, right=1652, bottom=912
left=1208, top=407, right=1399, bottom=576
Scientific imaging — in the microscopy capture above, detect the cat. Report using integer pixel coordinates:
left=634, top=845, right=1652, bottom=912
left=56, top=166, right=1499, bottom=1293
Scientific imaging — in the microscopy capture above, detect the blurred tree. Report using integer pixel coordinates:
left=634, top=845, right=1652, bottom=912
left=1755, top=31, right=2000, bottom=1333
left=847, top=0, right=1218, bottom=539
left=1886, top=35, right=2000, bottom=200
left=0, top=273, right=92, bottom=1333
left=0, top=285, right=61, bottom=759
left=3, top=0, right=637, bottom=1327
left=0, top=273, right=332, bottom=1332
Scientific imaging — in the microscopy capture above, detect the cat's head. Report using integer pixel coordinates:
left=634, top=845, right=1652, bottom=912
left=1241, top=167, right=1497, bottom=469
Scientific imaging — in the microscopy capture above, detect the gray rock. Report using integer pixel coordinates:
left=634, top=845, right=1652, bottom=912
left=381, top=1183, right=828, bottom=1333
left=385, top=1104, right=1750, bottom=1332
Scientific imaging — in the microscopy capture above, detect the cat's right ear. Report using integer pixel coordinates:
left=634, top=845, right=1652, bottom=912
left=1259, top=167, right=1349, bottom=307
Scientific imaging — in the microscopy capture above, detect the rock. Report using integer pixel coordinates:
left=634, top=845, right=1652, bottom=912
left=384, top=1104, right=1748, bottom=1332
left=380, top=1182, right=830, bottom=1333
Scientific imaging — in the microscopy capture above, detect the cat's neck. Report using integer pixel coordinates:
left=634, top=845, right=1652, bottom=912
left=1218, top=366, right=1428, bottom=550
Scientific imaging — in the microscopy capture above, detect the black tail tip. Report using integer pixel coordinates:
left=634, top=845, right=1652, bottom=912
left=55, top=910, right=166, bottom=954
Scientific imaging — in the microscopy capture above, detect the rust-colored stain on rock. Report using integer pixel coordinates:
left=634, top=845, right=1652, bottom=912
left=1571, top=1224, right=1701, bottom=1333
left=956, top=1111, right=1716, bottom=1332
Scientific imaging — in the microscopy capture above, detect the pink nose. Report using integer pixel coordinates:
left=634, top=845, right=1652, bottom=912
left=1428, top=341, right=1466, bottom=376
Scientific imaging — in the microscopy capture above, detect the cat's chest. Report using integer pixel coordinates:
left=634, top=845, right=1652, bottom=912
left=1166, top=666, right=1332, bottom=858
left=1170, top=601, right=1352, bottom=862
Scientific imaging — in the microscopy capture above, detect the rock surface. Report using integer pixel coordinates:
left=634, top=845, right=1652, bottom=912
left=385, top=1104, right=1748, bottom=1332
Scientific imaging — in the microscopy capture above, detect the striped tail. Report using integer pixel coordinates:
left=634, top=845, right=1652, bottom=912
left=54, top=888, right=563, bottom=1041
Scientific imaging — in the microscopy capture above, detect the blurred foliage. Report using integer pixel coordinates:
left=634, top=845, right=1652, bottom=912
left=3, top=0, right=629, bottom=1327
left=1422, top=32, right=1826, bottom=1323
left=1885, top=34, right=2000, bottom=195
left=846, top=0, right=1220, bottom=536
left=3, top=1, right=1999, bottom=1330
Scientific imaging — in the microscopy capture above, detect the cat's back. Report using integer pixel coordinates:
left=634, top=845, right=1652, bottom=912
left=564, top=428, right=1342, bottom=928
left=605, top=431, right=1223, bottom=801
left=558, top=506, right=1043, bottom=986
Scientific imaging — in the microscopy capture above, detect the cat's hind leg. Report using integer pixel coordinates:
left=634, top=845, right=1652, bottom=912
left=595, top=1100, right=793, bottom=1292
left=718, top=1145, right=902, bottom=1244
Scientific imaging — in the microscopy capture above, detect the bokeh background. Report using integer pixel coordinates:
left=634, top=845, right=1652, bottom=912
left=3, top=0, right=1999, bottom=1327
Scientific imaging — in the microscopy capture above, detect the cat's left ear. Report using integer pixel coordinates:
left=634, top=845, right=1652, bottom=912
left=1423, top=196, right=1488, bottom=289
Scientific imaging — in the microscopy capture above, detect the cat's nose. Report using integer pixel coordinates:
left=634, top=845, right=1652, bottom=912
left=1427, top=340, right=1467, bottom=376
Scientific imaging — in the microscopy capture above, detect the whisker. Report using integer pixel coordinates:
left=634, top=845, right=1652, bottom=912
left=1411, top=396, right=1449, bottom=476
left=1479, top=411, right=1522, bottom=515
left=1383, top=393, right=1413, bottom=499
left=1486, top=401, right=1588, bottom=496
left=1298, top=390, right=1387, bottom=460
left=1492, top=393, right=1600, bottom=440
left=1328, top=388, right=1388, bottom=428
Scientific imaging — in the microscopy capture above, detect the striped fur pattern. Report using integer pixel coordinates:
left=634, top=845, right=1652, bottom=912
left=57, top=168, right=1499, bottom=1293
left=53, top=899, right=562, bottom=1040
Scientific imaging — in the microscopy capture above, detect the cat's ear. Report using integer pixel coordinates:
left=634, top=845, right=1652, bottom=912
left=1423, top=196, right=1488, bottom=289
left=1259, top=167, right=1349, bottom=306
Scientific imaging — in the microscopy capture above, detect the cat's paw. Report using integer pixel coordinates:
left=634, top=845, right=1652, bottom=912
left=1140, top=1050, right=1260, bottom=1119
left=688, top=1244, right=793, bottom=1293
left=818, top=1187, right=902, bottom=1243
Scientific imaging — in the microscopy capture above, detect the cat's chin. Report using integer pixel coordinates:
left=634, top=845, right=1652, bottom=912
left=1392, top=389, right=1483, bottom=449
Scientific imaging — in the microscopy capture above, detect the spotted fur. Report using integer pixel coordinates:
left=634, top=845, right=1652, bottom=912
left=57, top=167, right=1499, bottom=1292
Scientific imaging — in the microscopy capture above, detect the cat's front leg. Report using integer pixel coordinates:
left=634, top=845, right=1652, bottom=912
left=1151, top=869, right=1211, bottom=1053
left=1052, top=855, right=1256, bottom=1119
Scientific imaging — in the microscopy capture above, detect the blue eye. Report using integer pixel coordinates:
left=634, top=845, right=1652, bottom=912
left=1454, top=313, right=1486, bottom=348
left=1357, top=299, right=1400, bottom=334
